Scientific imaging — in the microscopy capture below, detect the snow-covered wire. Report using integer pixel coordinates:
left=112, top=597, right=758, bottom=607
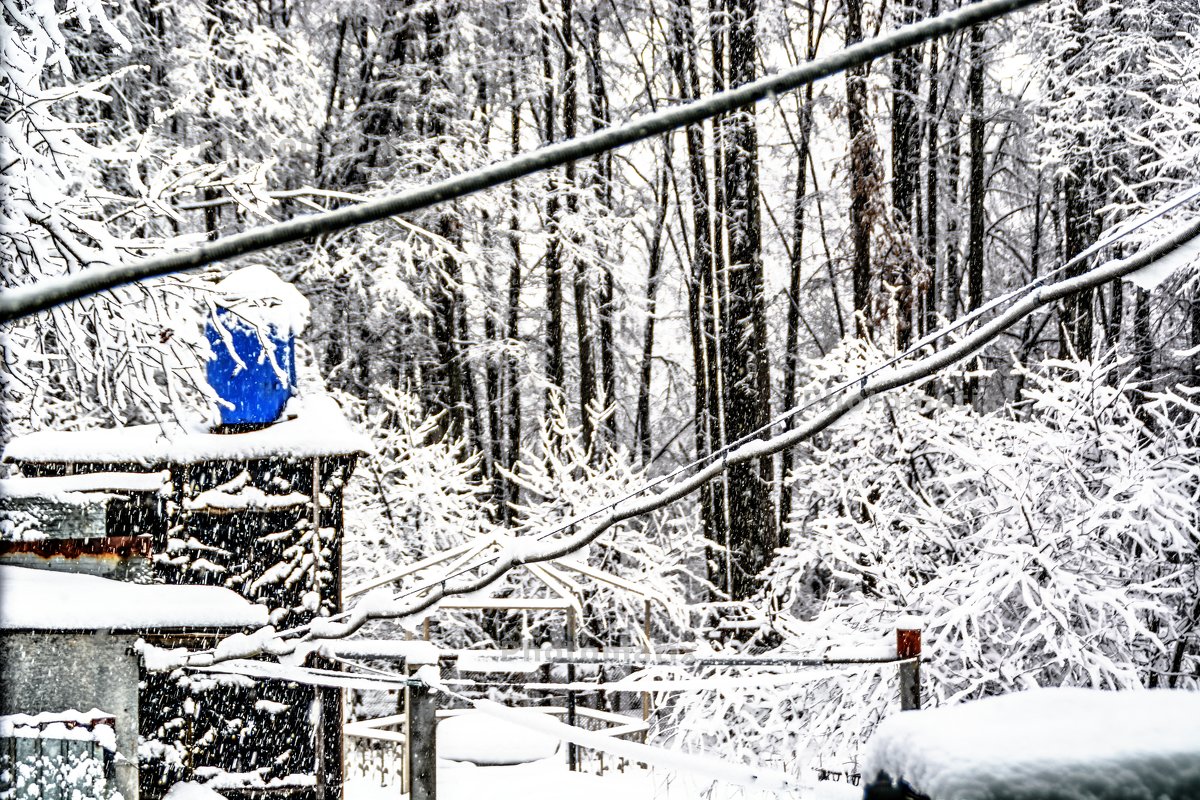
left=361, top=186, right=1200, bottom=609
left=167, top=213, right=1200, bottom=670
left=0, top=0, right=1042, bottom=323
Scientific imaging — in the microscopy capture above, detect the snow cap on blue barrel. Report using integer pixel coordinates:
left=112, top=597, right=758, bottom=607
left=205, top=265, right=311, bottom=428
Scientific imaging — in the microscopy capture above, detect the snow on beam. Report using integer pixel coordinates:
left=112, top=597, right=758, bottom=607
left=470, top=698, right=796, bottom=792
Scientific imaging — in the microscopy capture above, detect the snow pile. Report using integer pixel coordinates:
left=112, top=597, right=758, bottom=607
left=212, top=265, right=311, bottom=335
left=0, top=565, right=268, bottom=630
left=864, top=688, right=1200, bottom=799
left=163, top=782, right=228, bottom=800
left=3, top=393, right=369, bottom=465
left=438, top=711, right=560, bottom=765
left=0, top=709, right=117, bottom=751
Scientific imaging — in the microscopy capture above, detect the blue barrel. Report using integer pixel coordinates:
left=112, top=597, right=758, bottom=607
left=205, top=307, right=296, bottom=426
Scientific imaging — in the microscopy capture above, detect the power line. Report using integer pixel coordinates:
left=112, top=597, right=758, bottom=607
left=0, top=0, right=1043, bottom=323
left=370, top=186, right=1200, bottom=607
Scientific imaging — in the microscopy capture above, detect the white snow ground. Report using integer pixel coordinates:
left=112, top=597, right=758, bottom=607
left=344, top=760, right=862, bottom=800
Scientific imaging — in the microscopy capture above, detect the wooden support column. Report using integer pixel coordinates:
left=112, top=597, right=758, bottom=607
left=896, top=619, right=922, bottom=711
left=406, top=653, right=439, bottom=800
left=641, top=599, right=651, bottom=730
left=566, top=605, right=578, bottom=772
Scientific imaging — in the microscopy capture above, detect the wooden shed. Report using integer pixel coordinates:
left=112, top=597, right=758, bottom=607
left=2, top=393, right=368, bottom=799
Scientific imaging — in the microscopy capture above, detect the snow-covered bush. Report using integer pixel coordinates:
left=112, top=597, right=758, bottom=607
left=666, top=344, right=1200, bottom=780
left=502, top=407, right=704, bottom=648
left=0, top=0, right=213, bottom=438
left=340, top=390, right=702, bottom=650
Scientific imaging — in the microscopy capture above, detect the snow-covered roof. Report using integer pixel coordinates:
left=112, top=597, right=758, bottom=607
left=3, top=394, right=368, bottom=466
left=0, top=565, right=269, bottom=631
left=864, top=688, right=1200, bottom=800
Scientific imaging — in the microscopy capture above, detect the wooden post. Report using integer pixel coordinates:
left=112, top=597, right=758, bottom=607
left=566, top=605, right=578, bottom=772
left=409, top=680, right=437, bottom=800
left=405, top=650, right=439, bottom=800
left=641, top=599, right=652, bottom=729
left=896, top=619, right=922, bottom=711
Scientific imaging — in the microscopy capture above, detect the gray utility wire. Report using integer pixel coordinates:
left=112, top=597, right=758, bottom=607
left=181, top=213, right=1200, bottom=666
left=0, top=0, right=1043, bottom=323
left=382, top=187, right=1200, bottom=605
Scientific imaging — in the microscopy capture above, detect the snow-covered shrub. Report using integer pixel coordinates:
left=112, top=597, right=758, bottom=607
left=502, top=407, right=704, bottom=648
left=340, top=390, right=702, bottom=652
left=666, top=345, right=1200, bottom=781
left=340, top=386, right=495, bottom=591
left=0, top=0, right=212, bottom=439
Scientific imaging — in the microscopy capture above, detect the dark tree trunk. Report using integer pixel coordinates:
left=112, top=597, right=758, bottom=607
left=669, top=0, right=726, bottom=569
left=890, top=0, right=921, bottom=350
left=846, top=0, right=873, bottom=337
left=1133, top=286, right=1153, bottom=431
left=964, top=22, right=986, bottom=405
left=944, top=116, right=961, bottom=326
left=424, top=8, right=467, bottom=443
left=503, top=13, right=524, bottom=524
left=540, top=0, right=566, bottom=416
left=314, top=17, right=347, bottom=184
left=1062, top=165, right=1095, bottom=360
left=921, top=0, right=941, bottom=340
left=561, top=0, right=597, bottom=453
left=636, top=169, right=669, bottom=465
left=589, top=10, right=618, bottom=448
left=779, top=1, right=817, bottom=540
left=718, top=0, right=776, bottom=601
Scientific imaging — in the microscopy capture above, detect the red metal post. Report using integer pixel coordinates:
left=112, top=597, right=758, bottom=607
left=896, top=623, right=922, bottom=711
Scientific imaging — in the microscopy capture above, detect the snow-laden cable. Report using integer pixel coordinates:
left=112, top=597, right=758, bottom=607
left=165, top=214, right=1200, bottom=671
left=345, top=185, right=1200, bottom=609
left=0, top=0, right=1042, bottom=323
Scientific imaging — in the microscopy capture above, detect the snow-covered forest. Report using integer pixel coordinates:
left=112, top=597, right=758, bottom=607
left=3, top=0, right=1200, bottom=796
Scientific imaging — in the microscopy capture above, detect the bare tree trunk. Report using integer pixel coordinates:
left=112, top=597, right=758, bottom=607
left=590, top=12, right=619, bottom=448
left=560, top=0, right=597, bottom=453
left=921, top=0, right=941, bottom=340
left=779, top=1, right=817, bottom=539
left=846, top=0, right=873, bottom=337
left=588, top=9, right=618, bottom=448
left=890, top=0, right=921, bottom=351
left=1133, top=286, right=1153, bottom=431
left=425, top=7, right=467, bottom=442
left=637, top=168, right=669, bottom=465
left=314, top=17, right=347, bottom=183
left=964, top=21, right=986, bottom=406
left=503, top=14, right=524, bottom=524
left=669, top=0, right=726, bottom=568
left=719, top=0, right=776, bottom=601
left=540, top=0, right=566, bottom=419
